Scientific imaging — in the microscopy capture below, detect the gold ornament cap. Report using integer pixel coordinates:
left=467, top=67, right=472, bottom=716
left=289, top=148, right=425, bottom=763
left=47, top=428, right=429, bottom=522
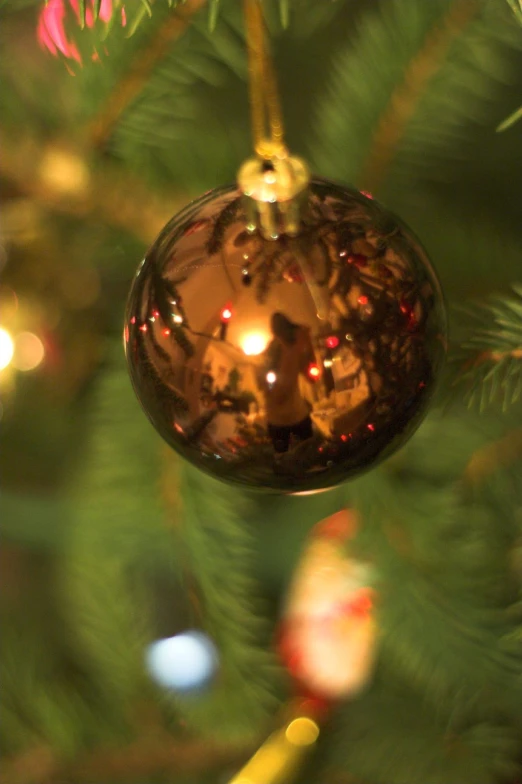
left=237, top=151, right=310, bottom=240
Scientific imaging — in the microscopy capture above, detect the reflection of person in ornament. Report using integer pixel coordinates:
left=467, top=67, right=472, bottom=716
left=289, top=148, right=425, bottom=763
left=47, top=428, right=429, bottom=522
left=258, top=312, right=316, bottom=453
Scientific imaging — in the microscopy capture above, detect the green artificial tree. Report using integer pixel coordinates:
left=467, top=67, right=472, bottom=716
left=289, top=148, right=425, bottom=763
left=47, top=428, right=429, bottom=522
left=1, top=1, right=522, bottom=783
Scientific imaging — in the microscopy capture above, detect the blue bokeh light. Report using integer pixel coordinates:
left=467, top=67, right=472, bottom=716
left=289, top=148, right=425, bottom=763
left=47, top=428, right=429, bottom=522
left=145, top=631, right=218, bottom=692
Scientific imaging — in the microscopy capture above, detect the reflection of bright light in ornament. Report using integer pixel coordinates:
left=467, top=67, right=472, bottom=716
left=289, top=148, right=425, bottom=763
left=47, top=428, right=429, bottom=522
left=358, top=295, right=369, bottom=306
left=149, top=316, right=156, bottom=322
left=264, top=171, right=277, bottom=184
left=266, top=371, right=277, bottom=384
left=325, top=335, right=339, bottom=349
left=361, top=190, right=374, bottom=199
left=173, top=314, right=183, bottom=324
left=0, top=328, right=14, bottom=370
left=242, top=332, right=269, bottom=356
left=13, top=332, right=45, bottom=371
left=139, top=324, right=148, bottom=332
left=145, top=631, right=218, bottom=692
left=220, top=306, right=232, bottom=322
left=308, top=363, right=321, bottom=380
left=367, top=423, right=375, bottom=432
left=163, top=328, right=171, bottom=337
left=323, top=358, right=333, bottom=368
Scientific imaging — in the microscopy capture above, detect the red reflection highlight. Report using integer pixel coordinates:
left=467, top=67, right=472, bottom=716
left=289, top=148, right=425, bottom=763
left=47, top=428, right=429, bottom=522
left=307, top=363, right=321, bottom=380
left=139, top=324, right=148, bottom=333
left=367, top=423, right=375, bottom=432
left=358, top=295, right=369, bottom=306
left=348, top=254, right=367, bottom=268
left=325, top=335, right=339, bottom=349
left=220, top=304, right=232, bottom=322
left=163, top=328, right=171, bottom=337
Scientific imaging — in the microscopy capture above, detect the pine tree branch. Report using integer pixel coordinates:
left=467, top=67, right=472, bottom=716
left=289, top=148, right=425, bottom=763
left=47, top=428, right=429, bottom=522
left=313, top=0, right=522, bottom=210
left=463, top=426, right=522, bottom=486
left=450, top=285, right=522, bottom=412
left=0, top=735, right=254, bottom=784
left=88, top=0, right=207, bottom=150
left=359, top=0, right=479, bottom=192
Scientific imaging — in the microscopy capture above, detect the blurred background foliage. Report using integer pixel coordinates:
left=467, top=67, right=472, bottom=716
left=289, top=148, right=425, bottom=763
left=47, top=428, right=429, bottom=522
left=0, top=1, right=522, bottom=783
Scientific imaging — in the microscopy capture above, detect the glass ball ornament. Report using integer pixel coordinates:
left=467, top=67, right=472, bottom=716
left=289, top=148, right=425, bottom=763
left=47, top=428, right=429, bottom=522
left=125, top=178, right=446, bottom=494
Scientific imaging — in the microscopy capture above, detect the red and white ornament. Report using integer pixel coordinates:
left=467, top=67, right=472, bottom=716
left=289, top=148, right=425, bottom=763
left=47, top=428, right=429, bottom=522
left=280, top=510, right=378, bottom=702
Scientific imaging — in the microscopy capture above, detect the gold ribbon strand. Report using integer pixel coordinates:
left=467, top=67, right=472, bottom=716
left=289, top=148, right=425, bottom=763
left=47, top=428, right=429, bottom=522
left=243, top=0, right=286, bottom=159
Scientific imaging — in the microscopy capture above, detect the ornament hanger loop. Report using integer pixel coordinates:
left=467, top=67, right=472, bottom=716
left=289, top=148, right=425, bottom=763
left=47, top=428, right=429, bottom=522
left=244, top=0, right=287, bottom=160
left=240, top=0, right=309, bottom=238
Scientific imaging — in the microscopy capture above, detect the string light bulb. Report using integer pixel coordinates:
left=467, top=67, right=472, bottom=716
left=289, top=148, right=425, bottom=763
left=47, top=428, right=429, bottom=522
left=0, top=328, right=15, bottom=371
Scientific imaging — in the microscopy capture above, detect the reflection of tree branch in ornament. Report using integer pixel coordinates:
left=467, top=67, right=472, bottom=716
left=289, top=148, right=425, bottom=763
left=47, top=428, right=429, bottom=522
left=149, top=268, right=195, bottom=358
left=135, top=333, right=189, bottom=416
left=220, top=248, right=238, bottom=294
left=206, top=197, right=242, bottom=255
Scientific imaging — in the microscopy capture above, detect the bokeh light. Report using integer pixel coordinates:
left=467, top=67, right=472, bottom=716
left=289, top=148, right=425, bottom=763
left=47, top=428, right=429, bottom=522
left=13, top=332, right=45, bottom=371
left=0, top=328, right=14, bottom=371
left=145, top=631, right=218, bottom=692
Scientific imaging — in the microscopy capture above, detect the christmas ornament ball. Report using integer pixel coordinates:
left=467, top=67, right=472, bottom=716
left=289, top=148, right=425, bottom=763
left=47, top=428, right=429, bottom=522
left=125, top=179, right=446, bottom=494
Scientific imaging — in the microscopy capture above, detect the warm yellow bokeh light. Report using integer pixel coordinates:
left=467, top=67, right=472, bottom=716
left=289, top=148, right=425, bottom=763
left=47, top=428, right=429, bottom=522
left=13, top=332, right=45, bottom=371
left=241, top=331, right=269, bottom=356
left=0, top=328, right=15, bottom=371
left=285, top=717, right=320, bottom=747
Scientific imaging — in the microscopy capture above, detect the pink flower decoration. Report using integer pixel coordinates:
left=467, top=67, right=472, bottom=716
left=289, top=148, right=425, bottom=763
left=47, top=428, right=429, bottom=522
left=37, top=0, right=124, bottom=63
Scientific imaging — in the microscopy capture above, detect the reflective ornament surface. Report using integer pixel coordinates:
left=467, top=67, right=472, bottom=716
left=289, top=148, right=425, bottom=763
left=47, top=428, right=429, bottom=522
left=125, top=179, right=446, bottom=493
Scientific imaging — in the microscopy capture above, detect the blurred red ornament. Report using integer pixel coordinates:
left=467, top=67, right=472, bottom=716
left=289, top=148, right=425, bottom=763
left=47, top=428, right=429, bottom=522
left=280, top=509, right=378, bottom=701
left=314, top=509, right=356, bottom=540
left=37, top=0, right=125, bottom=63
